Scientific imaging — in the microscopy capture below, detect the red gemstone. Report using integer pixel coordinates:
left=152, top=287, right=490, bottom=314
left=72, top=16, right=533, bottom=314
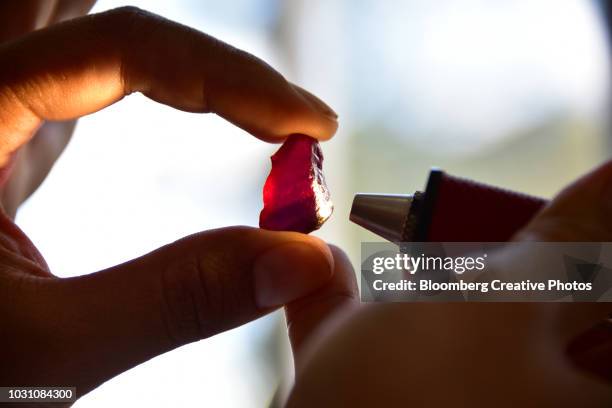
left=259, top=134, right=333, bottom=233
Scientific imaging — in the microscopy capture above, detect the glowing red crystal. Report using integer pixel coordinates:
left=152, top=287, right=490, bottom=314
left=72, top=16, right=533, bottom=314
left=259, top=134, right=333, bottom=233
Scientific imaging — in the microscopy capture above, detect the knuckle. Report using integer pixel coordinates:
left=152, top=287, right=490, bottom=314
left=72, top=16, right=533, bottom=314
left=196, top=251, right=254, bottom=331
left=97, top=6, right=157, bottom=93
left=85, top=7, right=146, bottom=94
left=160, top=252, right=252, bottom=346
left=160, top=258, right=206, bottom=346
left=100, top=6, right=160, bottom=41
left=106, top=6, right=149, bottom=24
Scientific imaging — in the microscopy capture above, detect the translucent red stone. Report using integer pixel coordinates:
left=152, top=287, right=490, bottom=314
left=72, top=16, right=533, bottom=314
left=259, top=134, right=333, bottom=233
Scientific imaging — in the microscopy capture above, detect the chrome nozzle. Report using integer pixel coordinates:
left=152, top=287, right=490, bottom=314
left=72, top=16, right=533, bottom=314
left=349, top=194, right=413, bottom=242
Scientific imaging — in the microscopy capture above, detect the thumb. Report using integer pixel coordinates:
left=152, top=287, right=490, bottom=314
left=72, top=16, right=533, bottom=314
left=44, top=226, right=333, bottom=395
left=285, top=245, right=359, bottom=371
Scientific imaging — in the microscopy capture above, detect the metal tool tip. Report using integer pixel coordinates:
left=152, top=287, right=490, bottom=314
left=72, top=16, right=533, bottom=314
left=350, top=194, right=413, bottom=242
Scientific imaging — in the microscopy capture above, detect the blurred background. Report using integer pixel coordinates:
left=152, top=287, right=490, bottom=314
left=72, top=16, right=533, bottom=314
left=15, top=0, right=610, bottom=406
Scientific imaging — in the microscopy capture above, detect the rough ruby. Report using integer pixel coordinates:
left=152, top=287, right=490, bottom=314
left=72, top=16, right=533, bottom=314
left=259, top=134, right=333, bottom=233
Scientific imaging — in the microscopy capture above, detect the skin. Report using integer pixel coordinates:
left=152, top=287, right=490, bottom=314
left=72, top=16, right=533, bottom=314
left=287, top=163, right=612, bottom=407
left=0, top=2, right=610, bottom=406
left=0, top=1, right=339, bottom=400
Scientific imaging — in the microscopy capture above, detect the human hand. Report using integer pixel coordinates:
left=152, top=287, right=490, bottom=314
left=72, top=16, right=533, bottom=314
left=0, top=1, right=98, bottom=217
left=286, top=163, right=612, bottom=407
left=0, top=6, right=339, bottom=399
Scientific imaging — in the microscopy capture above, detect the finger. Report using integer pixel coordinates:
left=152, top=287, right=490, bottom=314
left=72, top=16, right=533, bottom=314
left=285, top=245, right=359, bottom=369
left=0, top=0, right=50, bottom=40
left=516, top=160, right=612, bottom=242
left=0, top=7, right=338, bottom=162
left=47, top=0, right=97, bottom=24
left=0, top=120, right=76, bottom=218
left=34, top=226, right=334, bottom=394
left=0, top=0, right=96, bottom=41
left=513, top=161, right=612, bottom=338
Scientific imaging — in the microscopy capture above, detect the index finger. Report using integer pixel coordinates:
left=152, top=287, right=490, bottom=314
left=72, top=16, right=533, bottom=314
left=0, top=7, right=338, bottom=162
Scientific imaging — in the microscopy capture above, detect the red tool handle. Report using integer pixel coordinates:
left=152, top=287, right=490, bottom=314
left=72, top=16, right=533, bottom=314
left=414, top=170, right=612, bottom=380
left=415, top=169, right=547, bottom=242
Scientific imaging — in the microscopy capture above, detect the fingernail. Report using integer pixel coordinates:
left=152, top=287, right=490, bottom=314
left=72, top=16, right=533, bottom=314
left=294, top=85, right=338, bottom=120
left=254, top=242, right=334, bottom=308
